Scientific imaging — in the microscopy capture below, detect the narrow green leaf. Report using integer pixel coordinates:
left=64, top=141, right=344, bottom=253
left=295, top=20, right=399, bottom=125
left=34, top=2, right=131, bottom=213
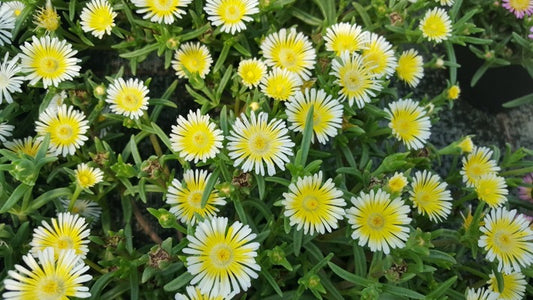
left=295, top=105, right=314, bottom=167
left=149, top=98, right=177, bottom=108
left=12, top=5, right=34, bottom=39
left=328, top=262, right=374, bottom=287
left=163, top=272, right=193, bottom=291
left=352, top=2, right=371, bottom=28
left=290, top=7, right=322, bottom=26
left=119, top=44, right=159, bottom=59
left=129, top=268, right=139, bottom=300
left=340, top=145, right=356, bottom=168
left=28, top=187, right=72, bottom=212
left=471, top=62, right=491, bottom=87
left=0, top=183, right=31, bottom=213
left=213, top=43, right=231, bottom=75
left=424, top=276, right=457, bottom=299
left=353, top=245, right=367, bottom=277
left=293, top=229, right=303, bottom=257
left=445, top=41, right=457, bottom=84
left=254, top=173, right=266, bottom=201
left=382, top=284, right=424, bottom=299
left=89, top=272, right=116, bottom=300
left=69, top=0, right=76, bottom=21
left=215, top=65, right=233, bottom=101
left=201, top=168, right=220, bottom=208
left=318, top=271, right=344, bottom=300
left=179, top=23, right=210, bottom=41
left=265, top=176, right=291, bottom=186
left=151, top=122, right=173, bottom=151
left=219, top=105, right=229, bottom=136
left=502, top=92, right=533, bottom=108
left=312, top=0, right=336, bottom=26
left=234, top=196, right=248, bottom=224
left=129, top=135, right=142, bottom=165
left=261, top=269, right=283, bottom=297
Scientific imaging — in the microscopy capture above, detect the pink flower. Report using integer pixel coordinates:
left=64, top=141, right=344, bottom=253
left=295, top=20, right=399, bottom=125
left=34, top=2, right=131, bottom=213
left=502, top=0, right=533, bottom=19
left=518, top=173, right=533, bottom=203
left=529, top=26, right=533, bottom=39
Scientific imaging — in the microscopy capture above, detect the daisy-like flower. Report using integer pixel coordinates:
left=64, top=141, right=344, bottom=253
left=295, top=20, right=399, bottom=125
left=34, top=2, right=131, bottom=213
left=330, top=51, right=383, bottom=108
left=260, top=67, right=302, bottom=101
left=2, top=248, right=92, bottom=300
left=346, top=189, right=411, bottom=254
left=419, top=7, right=452, bottom=43
left=447, top=84, right=461, bottom=100
left=386, top=98, right=431, bottom=150
left=488, top=271, right=526, bottom=300
left=458, top=136, right=474, bottom=153
left=183, top=216, right=261, bottom=298
left=0, top=4, right=15, bottom=46
left=282, top=172, right=346, bottom=235
left=396, top=49, right=424, bottom=88
left=75, top=163, right=104, bottom=188
left=0, top=52, right=24, bottom=104
left=387, top=172, right=408, bottom=193
left=46, top=90, right=68, bottom=113
left=529, top=26, right=533, bottom=39
left=175, top=286, right=224, bottom=300
left=518, top=173, right=533, bottom=203
left=19, top=36, right=81, bottom=89
left=285, top=88, right=343, bottom=144
left=60, top=199, right=102, bottom=222
left=437, top=0, right=455, bottom=6
left=409, top=170, right=452, bottom=222
left=0, top=122, right=14, bottom=143
left=461, top=146, right=500, bottom=187
left=172, top=42, right=213, bottom=79
left=238, top=58, right=266, bottom=88
left=324, top=22, right=368, bottom=55
left=131, top=0, right=193, bottom=24
left=361, top=33, right=397, bottom=78
left=5, top=136, right=42, bottom=157
left=30, top=212, right=91, bottom=258
left=465, top=287, right=499, bottom=300
left=80, top=0, right=117, bottom=39
left=4, top=1, right=25, bottom=18
left=34, top=0, right=59, bottom=32
left=105, top=78, right=149, bottom=119
left=227, top=111, right=294, bottom=176
left=474, top=173, right=508, bottom=208
left=35, top=104, right=89, bottom=157
left=170, top=109, right=224, bottom=163
left=204, top=0, right=259, bottom=34
left=166, top=169, right=226, bottom=226
left=479, top=207, right=533, bottom=274
left=502, top=0, right=533, bottom=18
left=261, top=28, right=316, bottom=80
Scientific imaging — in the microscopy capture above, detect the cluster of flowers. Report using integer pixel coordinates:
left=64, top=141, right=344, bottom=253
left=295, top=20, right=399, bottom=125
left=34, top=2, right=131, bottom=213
left=0, top=0, right=532, bottom=299
left=2, top=212, right=92, bottom=299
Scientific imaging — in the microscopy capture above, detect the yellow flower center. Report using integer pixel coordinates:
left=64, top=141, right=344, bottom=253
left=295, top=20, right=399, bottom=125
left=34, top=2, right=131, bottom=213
left=41, top=58, right=60, bottom=75
left=57, top=237, right=74, bottom=250
left=193, top=131, right=207, bottom=146
left=422, top=15, right=448, bottom=39
left=78, top=174, right=91, bottom=186
left=88, top=6, right=115, bottom=32
left=510, top=0, right=529, bottom=10
left=15, top=9, right=22, bottom=16
left=189, top=192, right=203, bottom=209
left=56, top=124, right=74, bottom=140
left=368, top=213, right=385, bottom=230
left=302, top=195, right=319, bottom=211
left=41, top=278, right=65, bottom=297
left=279, top=49, right=298, bottom=68
left=494, top=231, right=513, bottom=252
left=249, top=133, right=270, bottom=154
left=343, top=70, right=362, bottom=91
left=219, top=1, right=245, bottom=24
left=211, top=244, right=234, bottom=268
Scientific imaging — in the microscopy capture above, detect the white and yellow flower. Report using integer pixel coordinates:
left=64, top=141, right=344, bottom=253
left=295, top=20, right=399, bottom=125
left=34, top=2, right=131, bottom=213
left=285, top=88, right=343, bottom=144
left=409, top=170, right=452, bottom=222
left=105, top=77, right=150, bottom=119
left=132, top=0, right=193, bottom=24
left=0, top=3, right=15, bottom=46
left=183, top=216, right=260, bottom=298
left=19, top=36, right=81, bottom=89
left=172, top=42, right=213, bottom=79
left=324, top=22, right=368, bottom=55
left=170, top=109, right=224, bottom=163
left=80, top=0, right=117, bottom=39
left=227, top=111, right=294, bottom=176
left=260, top=67, right=302, bottom=101
left=75, top=163, right=104, bottom=189
left=419, top=7, right=452, bottom=43
left=35, top=104, right=89, bottom=157
left=386, top=98, right=431, bottom=150
left=396, top=49, right=424, bottom=88
left=0, top=52, right=23, bottom=104
left=361, top=33, right=397, bottom=78
left=261, top=28, right=316, bottom=80
left=204, top=0, right=259, bottom=34
left=238, top=58, right=266, bottom=88
left=461, top=146, right=500, bottom=187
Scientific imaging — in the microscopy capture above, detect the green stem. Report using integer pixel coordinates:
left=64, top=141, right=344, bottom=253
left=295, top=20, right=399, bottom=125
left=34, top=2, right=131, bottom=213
left=68, top=185, right=82, bottom=212
left=453, top=191, right=476, bottom=208
left=84, top=258, right=107, bottom=274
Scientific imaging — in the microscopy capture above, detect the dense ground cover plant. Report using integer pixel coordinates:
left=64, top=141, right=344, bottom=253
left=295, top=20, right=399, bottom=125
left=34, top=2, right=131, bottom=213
left=0, top=0, right=533, bottom=299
